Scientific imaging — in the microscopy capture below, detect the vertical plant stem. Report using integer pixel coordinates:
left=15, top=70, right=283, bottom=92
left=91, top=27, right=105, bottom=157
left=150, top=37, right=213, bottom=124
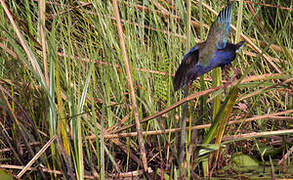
left=198, top=0, right=207, bottom=120
left=112, top=0, right=149, bottom=172
left=210, top=2, right=225, bottom=170
left=55, top=58, right=71, bottom=156
left=48, top=54, right=56, bottom=178
left=100, top=114, right=105, bottom=180
left=186, top=0, right=191, bottom=49
left=75, top=64, right=94, bottom=180
left=198, top=0, right=208, bottom=124
left=199, top=1, right=209, bottom=177
left=179, top=87, right=189, bottom=168
left=212, top=87, right=239, bottom=168
left=235, top=0, right=243, bottom=42
left=212, top=68, right=221, bottom=118
left=199, top=0, right=204, bottom=40
left=39, top=0, right=49, bottom=86
left=179, top=0, right=192, bottom=171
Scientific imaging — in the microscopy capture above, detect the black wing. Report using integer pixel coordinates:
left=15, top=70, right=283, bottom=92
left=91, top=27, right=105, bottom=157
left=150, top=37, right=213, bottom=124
left=173, top=48, right=199, bottom=91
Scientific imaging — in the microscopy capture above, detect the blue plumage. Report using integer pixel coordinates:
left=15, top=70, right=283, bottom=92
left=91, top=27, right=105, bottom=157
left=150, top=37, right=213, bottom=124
left=173, top=3, right=245, bottom=91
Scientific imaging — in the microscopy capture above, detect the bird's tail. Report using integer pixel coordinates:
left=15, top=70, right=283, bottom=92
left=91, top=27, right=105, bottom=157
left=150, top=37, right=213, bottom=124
left=235, top=41, right=245, bottom=53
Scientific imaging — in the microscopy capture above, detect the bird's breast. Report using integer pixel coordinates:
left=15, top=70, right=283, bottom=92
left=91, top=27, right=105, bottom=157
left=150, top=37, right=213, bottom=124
left=208, top=50, right=234, bottom=68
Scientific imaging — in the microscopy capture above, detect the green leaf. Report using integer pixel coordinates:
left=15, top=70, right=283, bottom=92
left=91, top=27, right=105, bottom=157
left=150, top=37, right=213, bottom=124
left=0, top=170, right=13, bottom=180
left=230, top=153, right=260, bottom=171
left=202, top=87, right=239, bottom=144
left=198, top=144, right=223, bottom=156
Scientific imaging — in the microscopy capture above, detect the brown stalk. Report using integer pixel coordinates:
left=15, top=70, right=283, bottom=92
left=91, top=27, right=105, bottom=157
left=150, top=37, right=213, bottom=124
left=222, top=129, right=293, bottom=142
left=112, top=0, right=149, bottom=173
left=0, top=41, right=18, bottom=59
left=278, top=145, right=293, bottom=165
left=17, top=135, right=57, bottom=178
left=152, top=0, right=169, bottom=15
left=105, top=113, right=130, bottom=133
left=109, top=168, right=147, bottom=178
left=247, top=1, right=268, bottom=37
left=85, top=111, right=293, bottom=140
left=239, top=78, right=293, bottom=101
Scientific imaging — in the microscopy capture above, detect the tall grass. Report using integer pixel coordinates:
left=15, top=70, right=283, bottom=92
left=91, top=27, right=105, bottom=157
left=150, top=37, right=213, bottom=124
left=0, top=0, right=292, bottom=179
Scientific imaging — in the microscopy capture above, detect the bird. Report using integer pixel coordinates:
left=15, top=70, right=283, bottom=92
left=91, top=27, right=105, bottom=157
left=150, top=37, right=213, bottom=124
left=173, top=3, right=245, bottom=91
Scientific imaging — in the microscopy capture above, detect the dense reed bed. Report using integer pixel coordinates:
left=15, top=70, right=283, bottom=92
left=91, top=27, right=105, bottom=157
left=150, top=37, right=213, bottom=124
left=0, top=0, right=292, bottom=179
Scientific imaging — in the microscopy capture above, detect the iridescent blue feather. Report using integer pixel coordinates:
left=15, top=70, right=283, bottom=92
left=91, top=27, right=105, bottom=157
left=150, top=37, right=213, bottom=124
left=207, top=3, right=233, bottom=49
